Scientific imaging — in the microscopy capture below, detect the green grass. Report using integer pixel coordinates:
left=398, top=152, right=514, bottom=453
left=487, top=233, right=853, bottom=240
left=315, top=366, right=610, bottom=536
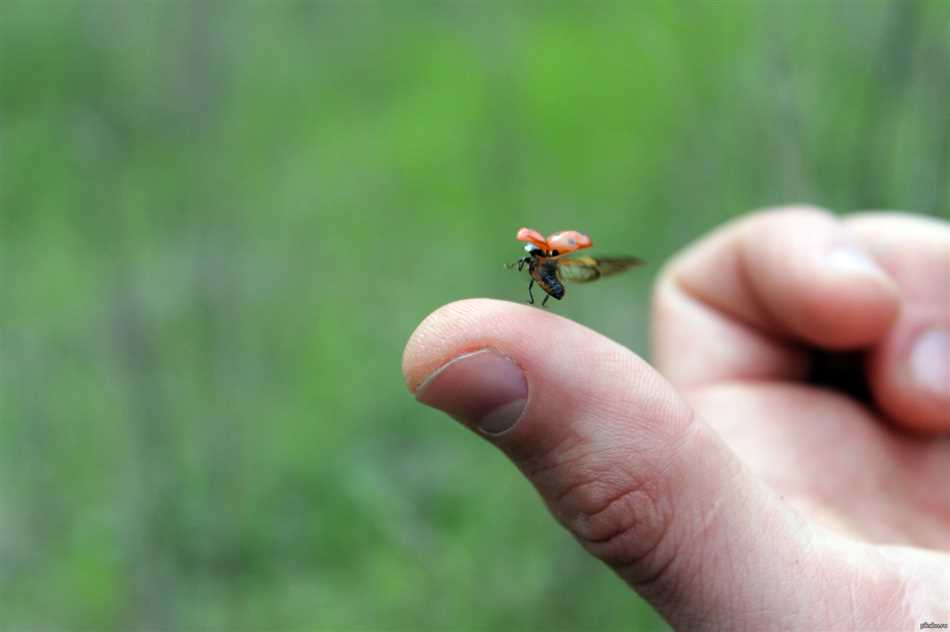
left=1, top=1, right=947, bottom=629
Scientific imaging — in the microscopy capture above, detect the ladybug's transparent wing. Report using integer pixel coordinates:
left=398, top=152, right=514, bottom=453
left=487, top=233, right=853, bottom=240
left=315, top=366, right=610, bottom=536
left=556, top=256, right=644, bottom=283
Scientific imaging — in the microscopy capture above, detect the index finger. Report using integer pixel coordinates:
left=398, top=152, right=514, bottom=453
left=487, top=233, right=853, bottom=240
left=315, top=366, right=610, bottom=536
left=652, top=206, right=900, bottom=388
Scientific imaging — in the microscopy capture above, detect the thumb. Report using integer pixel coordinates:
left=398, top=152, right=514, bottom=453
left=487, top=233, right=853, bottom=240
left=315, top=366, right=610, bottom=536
left=403, top=299, right=902, bottom=629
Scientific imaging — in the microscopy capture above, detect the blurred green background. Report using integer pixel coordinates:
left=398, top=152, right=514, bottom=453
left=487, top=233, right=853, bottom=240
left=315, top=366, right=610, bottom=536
left=1, top=1, right=948, bottom=630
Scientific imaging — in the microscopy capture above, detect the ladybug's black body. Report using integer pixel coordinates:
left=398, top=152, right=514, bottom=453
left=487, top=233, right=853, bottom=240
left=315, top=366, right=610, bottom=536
left=516, top=248, right=564, bottom=306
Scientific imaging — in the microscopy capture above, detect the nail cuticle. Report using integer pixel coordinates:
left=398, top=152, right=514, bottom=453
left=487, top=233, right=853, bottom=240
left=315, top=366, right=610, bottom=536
left=476, top=398, right=529, bottom=436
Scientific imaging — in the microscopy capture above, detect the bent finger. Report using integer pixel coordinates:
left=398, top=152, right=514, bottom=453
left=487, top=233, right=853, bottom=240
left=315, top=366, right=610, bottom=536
left=653, top=205, right=900, bottom=387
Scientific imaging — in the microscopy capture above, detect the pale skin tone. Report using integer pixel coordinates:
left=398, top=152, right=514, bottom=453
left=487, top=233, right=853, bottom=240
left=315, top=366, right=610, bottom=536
left=403, top=207, right=949, bottom=630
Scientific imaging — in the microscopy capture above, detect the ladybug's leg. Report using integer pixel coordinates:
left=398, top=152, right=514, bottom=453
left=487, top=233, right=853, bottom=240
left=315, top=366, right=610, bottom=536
left=508, top=257, right=531, bottom=271
left=542, top=293, right=550, bottom=307
left=527, top=279, right=535, bottom=304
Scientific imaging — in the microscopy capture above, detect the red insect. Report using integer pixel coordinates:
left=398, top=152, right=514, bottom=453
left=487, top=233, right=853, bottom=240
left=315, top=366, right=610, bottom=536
left=509, top=227, right=643, bottom=306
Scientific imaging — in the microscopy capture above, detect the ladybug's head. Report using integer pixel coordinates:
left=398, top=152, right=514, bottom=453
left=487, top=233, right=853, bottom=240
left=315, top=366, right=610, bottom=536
left=516, top=227, right=549, bottom=253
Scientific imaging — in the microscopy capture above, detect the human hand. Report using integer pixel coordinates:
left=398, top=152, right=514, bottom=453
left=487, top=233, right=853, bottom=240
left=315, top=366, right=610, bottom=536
left=402, top=207, right=949, bottom=630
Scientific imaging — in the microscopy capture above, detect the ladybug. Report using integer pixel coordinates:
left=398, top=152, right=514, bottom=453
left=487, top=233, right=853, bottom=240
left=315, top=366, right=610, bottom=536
left=509, top=227, right=643, bottom=306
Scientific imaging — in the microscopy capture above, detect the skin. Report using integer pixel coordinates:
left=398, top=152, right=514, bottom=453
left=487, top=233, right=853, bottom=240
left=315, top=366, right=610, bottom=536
left=403, top=207, right=950, bottom=630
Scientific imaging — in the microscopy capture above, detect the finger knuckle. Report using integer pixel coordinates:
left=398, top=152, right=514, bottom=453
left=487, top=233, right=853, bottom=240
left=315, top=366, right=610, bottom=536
left=558, top=475, right=675, bottom=574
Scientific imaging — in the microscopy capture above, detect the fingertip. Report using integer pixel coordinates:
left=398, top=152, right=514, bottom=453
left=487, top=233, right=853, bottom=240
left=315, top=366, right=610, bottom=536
left=401, top=296, right=686, bottom=458
left=739, top=207, right=900, bottom=348
left=869, top=325, right=950, bottom=433
left=792, top=248, right=899, bottom=348
left=402, top=298, right=523, bottom=393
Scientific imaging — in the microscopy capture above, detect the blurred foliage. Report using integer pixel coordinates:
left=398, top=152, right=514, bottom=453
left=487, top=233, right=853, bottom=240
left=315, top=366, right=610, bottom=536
left=1, top=0, right=948, bottom=630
